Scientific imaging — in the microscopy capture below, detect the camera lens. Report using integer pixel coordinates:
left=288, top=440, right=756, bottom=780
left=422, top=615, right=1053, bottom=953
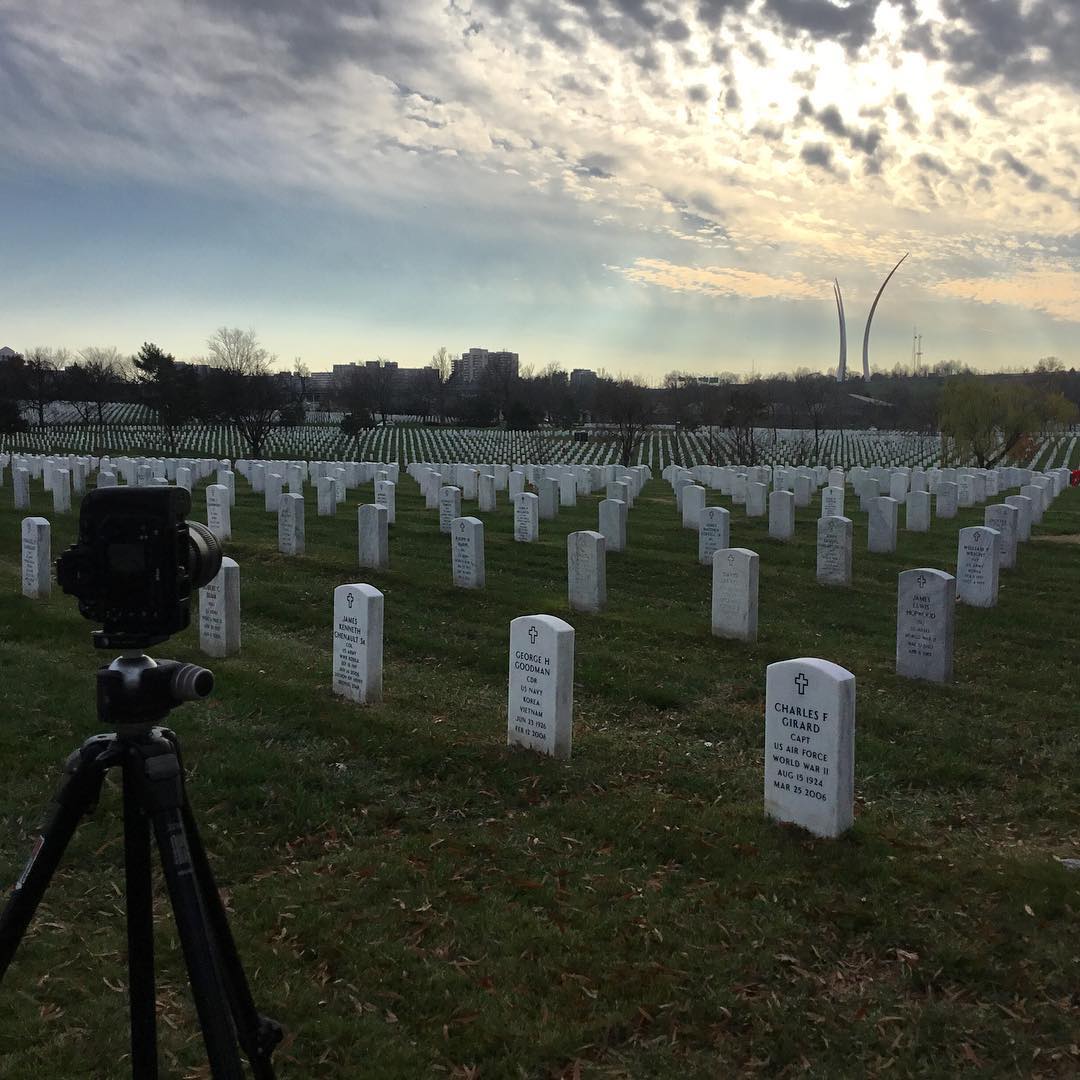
left=187, top=521, right=223, bottom=591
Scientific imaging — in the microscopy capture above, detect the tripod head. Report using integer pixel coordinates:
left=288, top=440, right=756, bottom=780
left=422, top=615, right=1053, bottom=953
left=98, top=653, right=214, bottom=734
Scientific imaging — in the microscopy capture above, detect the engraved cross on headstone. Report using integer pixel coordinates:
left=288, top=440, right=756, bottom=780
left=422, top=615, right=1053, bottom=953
left=917, top=573, right=927, bottom=588
left=529, top=625, right=538, bottom=645
left=794, top=673, right=808, bottom=695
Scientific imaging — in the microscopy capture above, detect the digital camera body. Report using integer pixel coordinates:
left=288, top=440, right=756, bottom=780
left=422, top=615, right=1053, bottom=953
left=57, top=487, right=221, bottom=650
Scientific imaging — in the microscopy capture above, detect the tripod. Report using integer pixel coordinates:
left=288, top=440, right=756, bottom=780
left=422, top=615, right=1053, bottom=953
left=0, top=653, right=282, bottom=1079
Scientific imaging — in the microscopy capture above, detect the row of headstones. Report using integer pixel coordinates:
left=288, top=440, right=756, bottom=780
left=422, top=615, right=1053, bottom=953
left=669, top=432, right=943, bottom=471
left=4, top=452, right=231, bottom=511
left=194, top=549, right=1068, bottom=836
left=16, top=453, right=1064, bottom=621
left=232, top=461, right=400, bottom=520
left=18, top=471, right=1051, bottom=630
left=408, top=460, right=649, bottom=508
left=677, top=480, right=1045, bottom=563
left=667, top=461, right=1059, bottom=506
left=17, top=518, right=1057, bottom=849
left=199, top=571, right=856, bottom=840
left=668, top=461, right=1066, bottom=550
left=333, top=590, right=855, bottom=840
left=209, top=457, right=651, bottom=570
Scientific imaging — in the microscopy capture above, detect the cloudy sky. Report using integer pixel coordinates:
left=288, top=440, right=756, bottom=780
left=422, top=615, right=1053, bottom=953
left=1, top=0, right=1077, bottom=378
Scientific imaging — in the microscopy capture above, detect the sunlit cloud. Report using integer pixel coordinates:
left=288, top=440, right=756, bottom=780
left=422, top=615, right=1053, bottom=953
left=0, top=0, right=1075, bottom=372
left=610, top=258, right=822, bottom=302
left=935, top=271, right=1080, bottom=324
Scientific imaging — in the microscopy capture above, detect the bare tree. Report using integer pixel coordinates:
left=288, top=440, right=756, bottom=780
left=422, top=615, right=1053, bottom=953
left=203, top=327, right=296, bottom=456
left=64, top=346, right=128, bottom=426
left=0, top=351, right=28, bottom=432
left=716, top=384, right=765, bottom=465
left=795, top=371, right=832, bottom=460
left=291, top=359, right=311, bottom=420
left=596, top=378, right=656, bottom=466
left=429, top=346, right=454, bottom=422
left=206, top=326, right=273, bottom=375
left=21, top=347, right=67, bottom=426
left=367, top=358, right=399, bottom=424
left=335, top=366, right=375, bottom=432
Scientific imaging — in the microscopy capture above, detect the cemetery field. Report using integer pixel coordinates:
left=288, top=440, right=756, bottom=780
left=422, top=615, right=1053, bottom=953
left=2, top=479, right=1080, bottom=1078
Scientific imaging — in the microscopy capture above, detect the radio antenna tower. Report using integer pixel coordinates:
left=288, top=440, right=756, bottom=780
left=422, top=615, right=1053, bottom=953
left=911, top=327, right=923, bottom=372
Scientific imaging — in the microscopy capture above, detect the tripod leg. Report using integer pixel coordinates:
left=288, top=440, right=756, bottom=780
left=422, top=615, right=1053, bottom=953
left=122, top=753, right=158, bottom=1080
left=161, top=729, right=282, bottom=1078
left=180, top=798, right=282, bottom=1079
left=0, top=735, right=116, bottom=979
left=135, top=740, right=244, bottom=1080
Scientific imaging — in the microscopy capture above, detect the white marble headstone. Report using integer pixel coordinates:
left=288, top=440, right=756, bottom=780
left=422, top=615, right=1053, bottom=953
left=206, top=483, right=232, bottom=541
left=764, top=657, right=855, bottom=838
left=768, top=490, right=794, bottom=541
left=514, top=492, right=539, bottom=542
left=14, top=468, right=30, bottom=510
left=507, top=614, right=574, bottom=759
left=598, top=498, right=627, bottom=553
left=21, top=516, right=50, bottom=599
left=711, top=547, right=759, bottom=642
left=332, top=583, right=384, bottom=704
left=358, top=504, right=389, bottom=569
left=682, top=485, right=705, bottom=530
left=896, top=568, right=955, bottom=683
left=451, top=516, right=485, bottom=589
left=278, top=493, right=305, bottom=556
left=821, top=485, right=844, bottom=519
left=199, top=557, right=240, bottom=658
left=956, top=526, right=999, bottom=607
left=905, top=490, right=930, bottom=533
left=374, top=480, right=396, bottom=525
left=816, top=515, right=852, bottom=586
left=699, top=505, right=731, bottom=565
left=868, top=496, right=898, bottom=553
left=984, top=503, right=1018, bottom=570
left=439, top=486, right=461, bottom=535
left=567, top=531, right=606, bottom=613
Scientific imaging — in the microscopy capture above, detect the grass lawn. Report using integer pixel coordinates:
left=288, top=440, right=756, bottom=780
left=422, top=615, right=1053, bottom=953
left=1, top=471, right=1078, bottom=1078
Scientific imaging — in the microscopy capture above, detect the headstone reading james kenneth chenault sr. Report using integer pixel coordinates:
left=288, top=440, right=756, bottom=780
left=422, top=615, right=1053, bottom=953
left=332, top=583, right=384, bottom=704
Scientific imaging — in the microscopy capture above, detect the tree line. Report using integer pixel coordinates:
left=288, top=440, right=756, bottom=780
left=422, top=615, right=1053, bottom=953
left=0, top=330, right=1076, bottom=466
left=0, top=330, right=306, bottom=457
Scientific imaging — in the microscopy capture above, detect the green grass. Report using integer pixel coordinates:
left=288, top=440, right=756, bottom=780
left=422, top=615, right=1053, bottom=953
left=1, top=474, right=1079, bottom=1078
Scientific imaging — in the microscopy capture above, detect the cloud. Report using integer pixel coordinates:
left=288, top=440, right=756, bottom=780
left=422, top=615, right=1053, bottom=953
left=936, top=0, right=1080, bottom=92
left=761, top=0, right=881, bottom=52
left=609, top=257, right=822, bottom=301
left=801, top=100, right=884, bottom=165
left=935, top=270, right=1080, bottom=323
left=800, top=142, right=838, bottom=174
left=913, top=152, right=950, bottom=176
left=0, top=0, right=1077, bottom=346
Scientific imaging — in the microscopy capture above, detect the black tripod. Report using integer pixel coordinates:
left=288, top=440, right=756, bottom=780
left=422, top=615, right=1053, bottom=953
left=0, top=654, right=282, bottom=1079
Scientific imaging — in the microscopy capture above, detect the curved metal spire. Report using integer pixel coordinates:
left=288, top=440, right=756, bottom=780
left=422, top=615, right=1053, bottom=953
left=834, top=278, right=847, bottom=382
left=861, top=252, right=909, bottom=379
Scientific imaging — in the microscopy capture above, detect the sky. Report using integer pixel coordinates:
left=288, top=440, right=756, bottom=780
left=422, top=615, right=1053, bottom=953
left=1, top=0, right=1077, bottom=380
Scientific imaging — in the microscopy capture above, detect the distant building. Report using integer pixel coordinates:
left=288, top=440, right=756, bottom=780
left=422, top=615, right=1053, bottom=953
left=453, top=347, right=519, bottom=383
left=308, top=360, right=432, bottom=405
left=671, top=374, right=723, bottom=386
left=570, top=368, right=597, bottom=389
left=306, top=371, right=335, bottom=396
left=0, top=346, right=17, bottom=361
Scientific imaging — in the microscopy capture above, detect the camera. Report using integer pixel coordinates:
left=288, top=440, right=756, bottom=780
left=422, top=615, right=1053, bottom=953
left=57, top=486, right=222, bottom=650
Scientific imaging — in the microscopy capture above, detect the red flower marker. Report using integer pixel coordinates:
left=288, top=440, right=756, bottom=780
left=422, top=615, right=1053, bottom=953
left=1071, top=470, right=1080, bottom=487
